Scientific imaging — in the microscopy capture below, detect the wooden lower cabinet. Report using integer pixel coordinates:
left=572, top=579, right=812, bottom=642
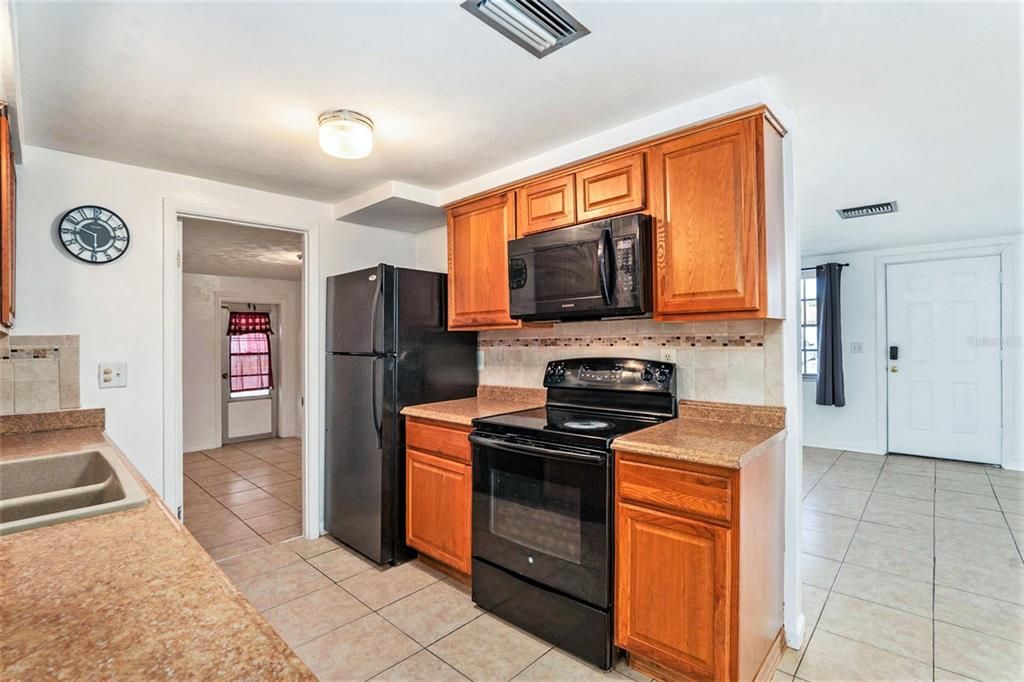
left=615, top=445, right=785, bottom=681
left=405, top=418, right=473, bottom=575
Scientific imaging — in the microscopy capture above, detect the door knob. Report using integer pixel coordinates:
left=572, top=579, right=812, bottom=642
left=889, top=366, right=899, bottom=373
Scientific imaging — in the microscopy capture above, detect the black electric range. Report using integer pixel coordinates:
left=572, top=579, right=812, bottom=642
left=469, top=357, right=677, bottom=670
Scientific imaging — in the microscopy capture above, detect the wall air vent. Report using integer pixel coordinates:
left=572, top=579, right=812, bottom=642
left=836, top=201, right=899, bottom=220
left=461, top=0, right=589, bottom=58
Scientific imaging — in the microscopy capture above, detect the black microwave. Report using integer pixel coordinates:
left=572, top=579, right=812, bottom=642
left=508, top=213, right=652, bottom=322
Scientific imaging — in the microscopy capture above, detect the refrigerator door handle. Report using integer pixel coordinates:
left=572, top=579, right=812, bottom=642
left=371, top=356, right=383, bottom=448
left=369, top=273, right=382, bottom=354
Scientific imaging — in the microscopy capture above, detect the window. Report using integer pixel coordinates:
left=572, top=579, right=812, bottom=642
left=227, top=312, right=273, bottom=398
left=800, top=271, right=818, bottom=377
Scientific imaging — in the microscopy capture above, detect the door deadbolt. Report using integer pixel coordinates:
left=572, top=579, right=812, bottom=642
left=889, top=366, right=899, bottom=373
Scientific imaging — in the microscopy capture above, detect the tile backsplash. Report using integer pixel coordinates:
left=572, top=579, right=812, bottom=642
left=0, top=335, right=81, bottom=415
left=479, top=318, right=783, bottom=406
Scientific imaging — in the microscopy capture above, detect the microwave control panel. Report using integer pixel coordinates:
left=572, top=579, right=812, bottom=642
left=614, top=237, right=637, bottom=293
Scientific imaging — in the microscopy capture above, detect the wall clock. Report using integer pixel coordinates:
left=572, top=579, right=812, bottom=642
left=58, top=205, right=130, bottom=264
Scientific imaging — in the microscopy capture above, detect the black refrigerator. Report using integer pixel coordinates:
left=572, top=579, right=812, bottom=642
left=325, top=264, right=478, bottom=565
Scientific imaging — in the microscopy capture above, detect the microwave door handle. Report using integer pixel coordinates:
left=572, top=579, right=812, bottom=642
left=468, top=434, right=606, bottom=464
left=597, top=227, right=613, bottom=305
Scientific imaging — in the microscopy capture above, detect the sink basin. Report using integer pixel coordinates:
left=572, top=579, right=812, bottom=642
left=0, top=448, right=147, bottom=535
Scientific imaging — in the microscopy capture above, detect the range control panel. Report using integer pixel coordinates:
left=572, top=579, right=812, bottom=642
left=543, top=357, right=675, bottom=392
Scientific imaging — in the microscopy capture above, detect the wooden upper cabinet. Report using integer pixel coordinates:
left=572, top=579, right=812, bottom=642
left=447, top=192, right=520, bottom=330
left=1, top=109, right=15, bottom=329
left=516, top=173, right=576, bottom=236
left=576, top=152, right=645, bottom=222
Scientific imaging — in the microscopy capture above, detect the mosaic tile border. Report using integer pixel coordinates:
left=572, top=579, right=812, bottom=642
left=478, top=333, right=764, bottom=349
left=8, top=347, right=63, bottom=359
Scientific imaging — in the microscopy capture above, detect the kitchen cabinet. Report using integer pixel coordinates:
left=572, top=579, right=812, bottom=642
left=447, top=192, right=520, bottom=330
left=575, top=152, right=645, bottom=222
left=405, top=417, right=472, bottom=574
left=649, top=113, right=784, bottom=320
left=516, top=173, right=576, bottom=236
left=1, top=107, right=14, bottom=329
left=614, top=445, right=785, bottom=682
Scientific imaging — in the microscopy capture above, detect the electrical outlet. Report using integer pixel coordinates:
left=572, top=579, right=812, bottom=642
left=98, top=362, right=127, bottom=388
left=659, top=348, right=677, bottom=364
left=850, top=341, right=864, bottom=354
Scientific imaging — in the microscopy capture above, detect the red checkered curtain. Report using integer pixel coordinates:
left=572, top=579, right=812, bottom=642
left=226, top=312, right=273, bottom=391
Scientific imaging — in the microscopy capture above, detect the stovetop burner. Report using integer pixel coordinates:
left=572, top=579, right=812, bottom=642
left=562, top=419, right=613, bottom=431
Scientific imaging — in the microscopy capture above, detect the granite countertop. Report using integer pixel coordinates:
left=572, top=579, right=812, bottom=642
left=400, top=385, right=546, bottom=427
left=612, top=401, right=787, bottom=469
left=0, top=427, right=313, bottom=679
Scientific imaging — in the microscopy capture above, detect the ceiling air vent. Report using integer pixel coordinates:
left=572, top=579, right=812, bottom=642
left=836, top=201, right=899, bottom=220
left=461, top=0, right=589, bottom=58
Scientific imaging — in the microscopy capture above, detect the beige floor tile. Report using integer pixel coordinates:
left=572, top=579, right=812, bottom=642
left=429, top=614, right=551, bottom=681
left=935, top=556, right=1024, bottom=605
left=373, top=650, right=466, bottom=681
left=1005, top=512, right=1024, bottom=532
left=882, top=456, right=936, bottom=477
left=262, top=480, right=302, bottom=498
left=201, top=445, right=245, bottom=459
left=201, top=479, right=258, bottom=496
left=934, top=585, right=1024, bottom=643
left=934, top=621, right=1024, bottom=681
left=817, top=471, right=878, bottom=492
left=770, top=672, right=793, bottom=682
left=189, top=519, right=259, bottom=549
left=875, top=470, right=933, bottom=489
left=297, top=613, right=421, bottom=681
left=245, top=509, right=302, bottom=533
left=802, top=509, right=860, bottom=535
left=803, top=485, right=871, bottom=519
left=234, top=560, right=332, bottom=611
left=935, top=500, right=1010, bottom=527
left=865, top=492, right=933, bottom=517
left=340, top=560, right=445, bottom=610
left=308, top=546, right=376, bottom=582
left=204, top=535, right=269, bottom=561
left=193, top=471, right=247, bottom=488
left=854, top=521, right=933, bottom=554
left=801, top=553, right=841, bottom=590
left=215, top=488, right=275, bottom=508
left=803, top=583, right=830, bottom=624
left=216, top=543, right=303, bottom=583
left=872, top=478, right=935, bottom=501
left=231, top=463, right=284, bottom=478
left=263, top=584, right=371, bottom=648
left=936, top=474, right=996, bottom=496
left=860, top=506, right=934, bottom=532
left=796, top=630, right=931, bottom=681
left=777, top=623, right=813, bottom=675
left=379, top=579, right=484, bottom=646
left=183, top=507, right=239, bottom=531
left=933, top=667, right=976, bottom=681
left=514, top=648, right=628, bottom=680
left=988, top=469, right=1024, bottom=486
left=843, top=537, right=934, bottom=583
left=246, top=471, right=298, bottom=487
left=831, top=563, right=932, bottom=617
left=801, top=527, right=855, bottom=562
left=936, top=487, right=999, bottom=510
left=230, top=497, right=293, bottom=520
left=817, top=593, right=932, bottom=663
left=262, top=524, right=304, bottom=544
left=283, top=534, right=343, bottom=559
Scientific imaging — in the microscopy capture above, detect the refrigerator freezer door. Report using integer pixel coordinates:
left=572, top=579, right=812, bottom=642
left=325, top=353, right=391, bottom=563
left=325, top=265, right=394, bottom=354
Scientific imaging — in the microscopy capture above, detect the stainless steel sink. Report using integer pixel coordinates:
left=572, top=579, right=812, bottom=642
left=0, top=447, right=147, bottom=535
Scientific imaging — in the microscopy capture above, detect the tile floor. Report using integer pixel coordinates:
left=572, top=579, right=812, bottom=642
left=780, top=448, right=1024, bottom=681
left=183, top=437, right=304, bottom=556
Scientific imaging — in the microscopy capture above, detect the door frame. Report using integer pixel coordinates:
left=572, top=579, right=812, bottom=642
left=873, top=239, right=1017, bottom=467
left=162, top=198, right=322, bottom=539
left=219, top=301, right=281, bottom=445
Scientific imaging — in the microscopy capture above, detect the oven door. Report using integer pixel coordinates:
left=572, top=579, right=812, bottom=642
left=470, top=433, right=611, bottom=608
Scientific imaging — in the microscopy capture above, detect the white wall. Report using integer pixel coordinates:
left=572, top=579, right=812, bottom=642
left=413, top=226, right=447, bottom=273
left=182, top=273, right=302, bottom=452
left=802, top=236, right=1022, bottom=470
left=13, top=145, right=337, bottom=492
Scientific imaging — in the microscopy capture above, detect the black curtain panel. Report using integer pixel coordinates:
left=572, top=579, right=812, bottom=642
left=815, top=263, right=846, bottom=407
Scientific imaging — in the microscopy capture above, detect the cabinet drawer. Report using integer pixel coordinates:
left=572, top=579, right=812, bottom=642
left=576, top=152, right=645, bottom=222
left=617, top=455, right=732, bottom=523
left=407, top=419, right=472, bottom=464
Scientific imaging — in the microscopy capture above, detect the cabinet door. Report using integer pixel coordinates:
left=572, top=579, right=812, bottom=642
left=447, top=192, right=519, bottom=330
left=576, top=152, right=645, bottom=222
left=650, top=117, right=762, bottom=316
left=616, top=501, right=731, bottom=681
left=516, top=173, right=576, bottom=236
left=406, top=448, right=472, bottom=574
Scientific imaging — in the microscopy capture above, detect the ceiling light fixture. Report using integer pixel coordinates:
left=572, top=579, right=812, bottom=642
left=461, top=0, right=589, bottom=58
left=318, top=110, right=374, bottom=159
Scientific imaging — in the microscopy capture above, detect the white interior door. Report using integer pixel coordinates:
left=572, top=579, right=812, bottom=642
left=222, top=303, right=278, bottom=444
left=886, top=256, right=1001, bottom=463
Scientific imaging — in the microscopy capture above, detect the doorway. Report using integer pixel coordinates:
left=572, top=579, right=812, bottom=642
left=885, top=255, right=1002, bottom=463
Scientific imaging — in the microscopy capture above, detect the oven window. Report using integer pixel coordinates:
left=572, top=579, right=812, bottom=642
left=489, top=469, right=582, bottom=564
left=533, top=242, right=600, bottom=303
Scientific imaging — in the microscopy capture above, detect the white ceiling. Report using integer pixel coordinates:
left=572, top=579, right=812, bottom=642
left=182, top=219, right=303, bottom=281
left=13, top=2, right=1022, bottom=254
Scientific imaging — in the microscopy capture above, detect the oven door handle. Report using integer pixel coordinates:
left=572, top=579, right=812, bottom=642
left=469, top=434, right=606, bottom=464
left=596, top=227, right=614, bottom=305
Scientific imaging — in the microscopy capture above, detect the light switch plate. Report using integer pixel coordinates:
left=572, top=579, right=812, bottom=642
left=660, top=348, right=677, bottom=364
left=98, top=362, right=127, bottom=388
left=850, top=341, right=864, bottom=354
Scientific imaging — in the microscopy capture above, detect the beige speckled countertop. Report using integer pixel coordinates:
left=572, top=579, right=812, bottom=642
left=400, top=385, right=546, bottom=427
left=613, top=401, right=787, bottom=469
left=0, top=427, right=313, bottom=679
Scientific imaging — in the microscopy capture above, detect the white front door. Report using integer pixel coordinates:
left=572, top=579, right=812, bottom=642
left=886, top=256, right=1001, bottom=463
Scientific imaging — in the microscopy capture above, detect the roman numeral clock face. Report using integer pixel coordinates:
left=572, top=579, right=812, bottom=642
left=58, top=206, right=130, bottom=264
